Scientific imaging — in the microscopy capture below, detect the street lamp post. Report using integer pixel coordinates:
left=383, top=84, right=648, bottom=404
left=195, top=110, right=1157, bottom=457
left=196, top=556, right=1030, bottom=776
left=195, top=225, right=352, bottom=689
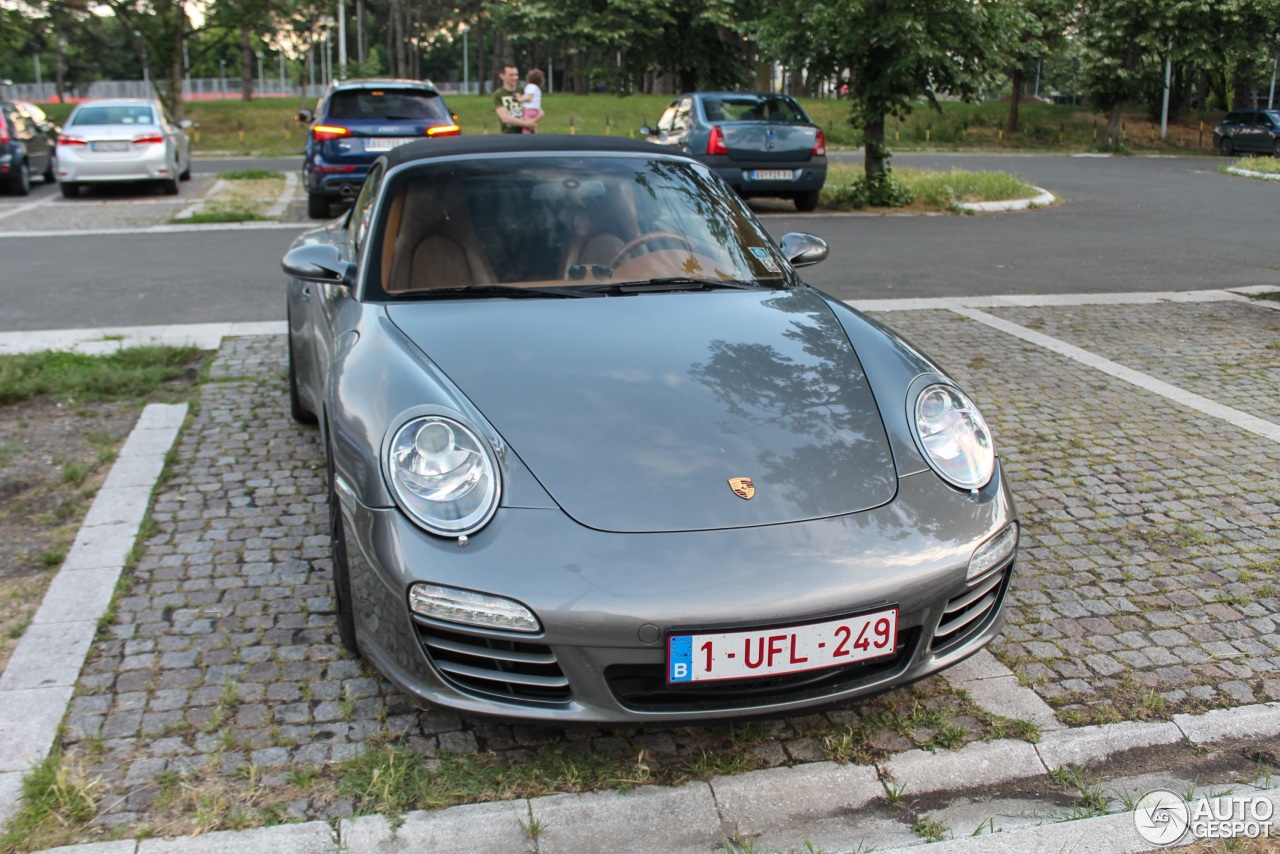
left=219, top=58, right=226, bottom=99
left=257, top=51, right=264, bottom=95
left=460, top=24, right=469, bottom=94
left=337, top=0, right=347, bottom=79
left=135, top=30, right=149, bottom=90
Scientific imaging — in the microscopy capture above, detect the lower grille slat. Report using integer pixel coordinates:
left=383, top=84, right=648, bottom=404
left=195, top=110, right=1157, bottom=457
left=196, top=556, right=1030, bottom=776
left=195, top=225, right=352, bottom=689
left=414, top=622, right=573, bottom=706
left=930, top=566, right=1012, bottom=653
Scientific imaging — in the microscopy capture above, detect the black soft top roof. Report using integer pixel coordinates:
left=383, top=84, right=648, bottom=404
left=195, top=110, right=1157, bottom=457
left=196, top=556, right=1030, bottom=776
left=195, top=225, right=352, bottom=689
left=380, top=134, right=678, bottom=171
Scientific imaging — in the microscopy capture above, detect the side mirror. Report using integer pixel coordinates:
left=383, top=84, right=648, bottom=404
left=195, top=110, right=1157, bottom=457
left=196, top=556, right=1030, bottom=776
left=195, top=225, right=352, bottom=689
left=638, top=125, right=652, bottom=137
left=179, top=119, right=194, bottom=130
left=779, top=233, right=829, bottom=268
left=296, top=109, right=314, bottom=123
left=37, top=122, right=54, bottom=133
left=282, top=244, right=355, bottom=286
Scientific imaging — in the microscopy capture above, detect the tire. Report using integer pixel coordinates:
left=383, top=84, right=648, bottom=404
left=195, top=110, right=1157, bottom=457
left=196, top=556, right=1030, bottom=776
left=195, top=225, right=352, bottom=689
left=42, top=156, right=55, bottom=184
left=9, top=160, right=30, bottom=196
left=1273, top=139, right=1280, bottom=159
left=287, top=322, right=317, bottom=424
left=327, top=442, right=360, bottom=656
left=59, top=181, right=79, bottom=199
left=179, top=158, right=191, bottom=181
left=308, top=192, right=331, bottom=219
left=1219, top=137, right=1234, bottom=157
left=161, top=176, right=179, bottom=195
left=794, top=189, right=821, bottom=212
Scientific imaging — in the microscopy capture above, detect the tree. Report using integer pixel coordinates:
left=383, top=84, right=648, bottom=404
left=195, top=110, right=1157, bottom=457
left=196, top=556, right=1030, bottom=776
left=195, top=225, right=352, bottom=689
left=1006, top=0, right=1071, bottom=133
left=755, top=0, right=1025, bottom=180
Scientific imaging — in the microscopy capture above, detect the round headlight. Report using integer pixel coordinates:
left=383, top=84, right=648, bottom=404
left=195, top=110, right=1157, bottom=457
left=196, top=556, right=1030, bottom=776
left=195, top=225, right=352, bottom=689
left=912, top=384, right=994, bottom=490
left=386, top=415, right=500, bottom=536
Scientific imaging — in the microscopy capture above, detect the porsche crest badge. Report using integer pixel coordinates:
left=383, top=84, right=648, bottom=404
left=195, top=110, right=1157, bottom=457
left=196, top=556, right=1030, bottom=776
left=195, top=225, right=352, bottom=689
left=729, top=477, right=756, bottom=500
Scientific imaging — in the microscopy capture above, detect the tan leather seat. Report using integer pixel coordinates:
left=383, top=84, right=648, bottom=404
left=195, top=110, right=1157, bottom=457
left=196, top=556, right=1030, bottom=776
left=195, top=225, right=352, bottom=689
left=384, top=178, right=495, bottom=293
left=558, top=182, right=640, bottom=276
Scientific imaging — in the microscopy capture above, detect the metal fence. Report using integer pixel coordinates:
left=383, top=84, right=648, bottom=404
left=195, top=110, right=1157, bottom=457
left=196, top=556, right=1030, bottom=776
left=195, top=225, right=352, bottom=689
left=3, top=78, right=486, bottom=103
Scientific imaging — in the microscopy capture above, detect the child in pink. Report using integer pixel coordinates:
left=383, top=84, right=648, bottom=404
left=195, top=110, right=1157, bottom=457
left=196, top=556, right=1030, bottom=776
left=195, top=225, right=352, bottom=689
left=519, top=69, right=545, bottom=134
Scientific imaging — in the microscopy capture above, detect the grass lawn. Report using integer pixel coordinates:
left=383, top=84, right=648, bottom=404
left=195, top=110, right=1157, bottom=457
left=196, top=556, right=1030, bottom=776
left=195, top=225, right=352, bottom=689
left=35, top=95, right=1225, bottom=158
left=1228, top=155, right=1280, bottom=176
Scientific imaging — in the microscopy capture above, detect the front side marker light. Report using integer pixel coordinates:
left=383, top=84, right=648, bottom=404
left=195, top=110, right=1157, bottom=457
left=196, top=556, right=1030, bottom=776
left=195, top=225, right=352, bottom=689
left=967, top=523, right=1018, bottom=581
left=409, top=583, right=540, bottom=632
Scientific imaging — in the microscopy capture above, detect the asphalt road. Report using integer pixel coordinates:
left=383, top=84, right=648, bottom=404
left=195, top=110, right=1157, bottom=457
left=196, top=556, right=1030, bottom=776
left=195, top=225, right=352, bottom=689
left=1, top=152, right=1277, bottom=331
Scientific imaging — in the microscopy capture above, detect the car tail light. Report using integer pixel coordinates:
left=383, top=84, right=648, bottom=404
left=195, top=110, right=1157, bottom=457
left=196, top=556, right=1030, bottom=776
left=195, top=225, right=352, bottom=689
left=0, top=122, right=9, bottom=145
left=812, top=129, right=826, bottom=157
left=312, top=125, right=351, bottom=142
left=57, top=134, right=87, bottom=147
left=707, top=125, right=727, bottom=156
left=426, top=124, right=461, bottom=137
left=132, top=133, right=165, bottom=145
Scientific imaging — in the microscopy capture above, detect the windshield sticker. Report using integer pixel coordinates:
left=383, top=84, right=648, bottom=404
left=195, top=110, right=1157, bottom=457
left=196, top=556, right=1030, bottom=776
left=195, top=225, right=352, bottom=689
left=749, top=247, right=781, bottom=273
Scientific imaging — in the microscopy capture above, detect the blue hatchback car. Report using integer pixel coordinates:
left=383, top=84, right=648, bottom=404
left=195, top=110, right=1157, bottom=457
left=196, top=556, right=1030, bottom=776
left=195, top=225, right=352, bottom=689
left=298, top=78, right=459, bottom=218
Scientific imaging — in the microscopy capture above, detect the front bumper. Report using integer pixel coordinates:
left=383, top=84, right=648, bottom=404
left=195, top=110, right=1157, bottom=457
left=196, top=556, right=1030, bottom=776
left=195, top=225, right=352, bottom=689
left=335, top=462, right=1016, bottom=723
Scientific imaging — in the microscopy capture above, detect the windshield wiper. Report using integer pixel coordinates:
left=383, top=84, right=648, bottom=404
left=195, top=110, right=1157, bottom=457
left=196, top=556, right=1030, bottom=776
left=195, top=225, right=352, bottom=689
left=410, top=284, right=591, bottom=300
left=579, top=277, right=769, bottom=295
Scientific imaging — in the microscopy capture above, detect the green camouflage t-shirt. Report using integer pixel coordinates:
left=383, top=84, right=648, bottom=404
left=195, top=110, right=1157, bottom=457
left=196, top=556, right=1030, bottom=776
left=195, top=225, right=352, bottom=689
left=493, top=88, right=523, bottom=133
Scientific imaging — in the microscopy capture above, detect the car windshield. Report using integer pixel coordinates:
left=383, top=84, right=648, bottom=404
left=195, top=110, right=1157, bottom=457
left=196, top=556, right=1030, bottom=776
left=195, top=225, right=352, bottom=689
left=368, top=155, right=791, bottom=298
left=328, top=90, right=447, bottom=121
left=702, top=95, right=807, bottom=123
left=71, top=105, right=155, bottom=126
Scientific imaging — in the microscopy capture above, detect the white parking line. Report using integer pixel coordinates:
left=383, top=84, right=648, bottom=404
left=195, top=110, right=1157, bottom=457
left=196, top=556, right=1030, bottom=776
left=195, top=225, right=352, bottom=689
left=265, top=171, right=300, bottom=218
left=0, top=193, right=56, bottom=221
left=0, top=221, right=311, bottom=238
left=948, top=305, right=1280, bottom=445
left=173, top=178, right=228, bottom=220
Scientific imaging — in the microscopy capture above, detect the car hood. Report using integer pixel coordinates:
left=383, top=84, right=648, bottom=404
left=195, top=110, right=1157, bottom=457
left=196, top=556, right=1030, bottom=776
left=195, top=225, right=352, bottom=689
left=386, top=287, right=897, bottom=533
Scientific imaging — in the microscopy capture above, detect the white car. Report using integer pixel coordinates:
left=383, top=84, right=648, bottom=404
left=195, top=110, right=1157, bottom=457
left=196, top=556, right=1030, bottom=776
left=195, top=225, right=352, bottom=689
left=56, top=98, right=193, bottom=197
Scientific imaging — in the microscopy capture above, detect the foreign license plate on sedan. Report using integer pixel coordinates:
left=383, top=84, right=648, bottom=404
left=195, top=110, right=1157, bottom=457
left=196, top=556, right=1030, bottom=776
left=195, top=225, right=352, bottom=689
left=91, top=141, right=129, bottom=152
left=667, top=607, right=898, bottom=683
left=366, top=137, right=417, bottom=151
left=747, top=169, right=794, bottom=181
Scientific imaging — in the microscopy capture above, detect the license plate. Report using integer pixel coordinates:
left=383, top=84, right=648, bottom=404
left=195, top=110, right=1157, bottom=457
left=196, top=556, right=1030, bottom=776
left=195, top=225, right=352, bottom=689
left=667, top=607, right=898, bottom=683
left=91, top=141, right=129, bottom=152
left=366, top=137, right=416, bottom=151
left=748, top=169, right=794, bottom=181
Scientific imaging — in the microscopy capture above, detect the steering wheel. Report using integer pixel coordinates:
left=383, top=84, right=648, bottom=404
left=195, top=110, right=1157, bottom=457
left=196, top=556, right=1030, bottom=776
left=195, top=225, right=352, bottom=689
left=609, top=231, right=695, bottom=268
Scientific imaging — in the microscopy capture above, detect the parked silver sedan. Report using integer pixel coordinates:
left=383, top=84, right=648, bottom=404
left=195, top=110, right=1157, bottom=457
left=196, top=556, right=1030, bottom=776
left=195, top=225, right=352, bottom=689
left=282, top=135, right=1017, bottom=723
left=56, top=98, right=192, bottom=197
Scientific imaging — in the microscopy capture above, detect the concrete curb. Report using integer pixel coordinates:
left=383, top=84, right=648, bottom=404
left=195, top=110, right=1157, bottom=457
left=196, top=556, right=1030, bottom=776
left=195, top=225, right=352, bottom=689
left=0, top=404, right=188, bottom=825
left=958, top=186, right=1055, bottom=212
left=1226, top=165, right=1280, bottom=181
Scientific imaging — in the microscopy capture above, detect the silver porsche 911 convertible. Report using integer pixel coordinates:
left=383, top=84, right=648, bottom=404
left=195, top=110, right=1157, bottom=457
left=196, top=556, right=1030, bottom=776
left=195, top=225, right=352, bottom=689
left=282, top=135, right=1017, bottom=723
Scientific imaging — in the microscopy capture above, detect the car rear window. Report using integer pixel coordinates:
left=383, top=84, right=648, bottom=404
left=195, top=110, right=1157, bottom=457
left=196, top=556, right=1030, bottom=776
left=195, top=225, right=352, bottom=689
left=327, top=90, right=447, bottom=121
left=701, top=96, right=808, bottom=124
left=71, top=105, right=156, bottom=126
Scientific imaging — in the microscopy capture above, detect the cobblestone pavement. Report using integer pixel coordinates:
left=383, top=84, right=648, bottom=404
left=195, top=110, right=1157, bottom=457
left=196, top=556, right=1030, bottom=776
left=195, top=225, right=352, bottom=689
left=48, top=296, right=1280, bottom=835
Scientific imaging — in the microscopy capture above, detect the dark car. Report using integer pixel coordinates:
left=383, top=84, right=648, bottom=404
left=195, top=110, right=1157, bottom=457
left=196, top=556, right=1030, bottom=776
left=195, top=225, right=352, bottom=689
left=1, top=100, right=55, bottom=195
left=297, top=78, right=460, bottom=219
left=643, top=92, right=827, bottom=211
left=280, top=135, right=1017, bottom=723
left=1214, top=110, right=1280, bottom=157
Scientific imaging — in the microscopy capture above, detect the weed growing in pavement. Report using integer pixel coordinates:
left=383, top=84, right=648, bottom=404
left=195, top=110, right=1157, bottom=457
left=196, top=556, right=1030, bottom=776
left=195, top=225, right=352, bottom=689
left=682, top=748, right=758, bottom=780
left=0, top=347, right=204, bottom=406
left=882, top=778, right=908, bottom=804
left=0, top=750, right=102, bottom=853
left=1051, top=766, right=1107, bottom=818
left=912, top=815, right=949, bottom=842
left=518, top=815, right=546, bottom=841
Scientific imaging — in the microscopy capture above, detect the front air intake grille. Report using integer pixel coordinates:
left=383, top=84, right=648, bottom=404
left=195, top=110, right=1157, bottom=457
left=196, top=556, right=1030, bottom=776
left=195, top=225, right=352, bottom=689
left=930, top=567, right=1011, bottom=654
left=605, top=628, right=919, bottom=713
left=413, top=620, right=572, bottom=706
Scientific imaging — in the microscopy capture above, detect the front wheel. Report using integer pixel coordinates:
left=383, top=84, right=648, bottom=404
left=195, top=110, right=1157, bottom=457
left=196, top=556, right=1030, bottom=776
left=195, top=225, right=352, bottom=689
left=1219, top=137, right=1234, bottom=157
left=287, top=322, right=317, bottom=424
left=794, top=189, right=821, bottom=212
left=1273, top=139, right=1280, bottom=158
left=59, top=181, right=79, bottom=199
left=161, top=177, right=179, bottom=195
left=307, top=192, right=331, bottom=219
left=327, top=443, right=360, bottom=656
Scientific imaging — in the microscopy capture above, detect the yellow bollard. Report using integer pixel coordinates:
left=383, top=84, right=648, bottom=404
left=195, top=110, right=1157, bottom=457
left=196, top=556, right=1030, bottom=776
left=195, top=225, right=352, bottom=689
left=194, top=130, right=201, bottom=144
left=998, top=129, right=1003, bottom=141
